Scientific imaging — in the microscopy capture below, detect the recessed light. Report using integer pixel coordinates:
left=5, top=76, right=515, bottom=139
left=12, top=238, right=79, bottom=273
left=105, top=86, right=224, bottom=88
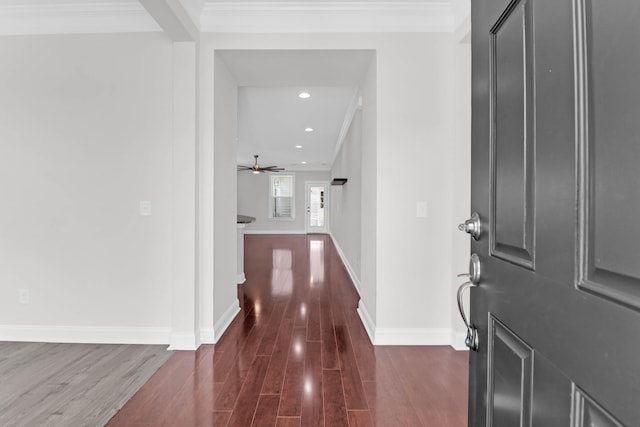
left=301, top=161, right=307, bottom=164
left=298, top=92, right=311, bottom=99
left=304, top=128, right=313, bottom=132
left=295, top=145, right=302, bottom=148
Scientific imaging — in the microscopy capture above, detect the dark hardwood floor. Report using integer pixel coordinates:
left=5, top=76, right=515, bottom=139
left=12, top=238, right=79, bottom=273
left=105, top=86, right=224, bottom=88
left=107, top=234, right=468, bottom=426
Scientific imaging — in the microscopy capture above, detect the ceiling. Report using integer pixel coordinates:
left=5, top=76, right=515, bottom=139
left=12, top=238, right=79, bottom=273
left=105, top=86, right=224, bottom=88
left=0, top=1, right=462, bottom=171
left=219, top=50, right=374, bottom=172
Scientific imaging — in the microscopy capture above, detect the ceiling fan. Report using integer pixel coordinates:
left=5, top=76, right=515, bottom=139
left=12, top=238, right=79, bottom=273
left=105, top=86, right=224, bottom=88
left=237, top=154, right=285, bottom=174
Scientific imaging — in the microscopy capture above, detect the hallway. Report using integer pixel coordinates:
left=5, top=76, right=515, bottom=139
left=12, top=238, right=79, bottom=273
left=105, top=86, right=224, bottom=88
left=107, top=234, right=468, bottom=426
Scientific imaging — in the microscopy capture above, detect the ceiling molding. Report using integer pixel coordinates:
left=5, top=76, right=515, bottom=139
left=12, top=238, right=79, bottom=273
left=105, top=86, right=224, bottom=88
left=201, top=1, right=454, bottom=33
left=0, top=1, right=161, bottom=35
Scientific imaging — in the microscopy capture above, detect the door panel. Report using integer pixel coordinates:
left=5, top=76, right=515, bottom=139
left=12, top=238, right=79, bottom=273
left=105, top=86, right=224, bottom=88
left=577, top=0, right=640, bottom=309
left=574, top=388, right=625, bottom=427
left=490, top=0, right=535, bottom=268
left=487, top=316, right=533, bottom=427
left=470, top=0, right=640, bottom=425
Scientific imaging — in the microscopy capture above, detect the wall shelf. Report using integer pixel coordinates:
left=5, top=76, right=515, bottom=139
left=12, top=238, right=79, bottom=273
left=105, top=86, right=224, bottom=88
left=331, top=178, right=348, bottom=186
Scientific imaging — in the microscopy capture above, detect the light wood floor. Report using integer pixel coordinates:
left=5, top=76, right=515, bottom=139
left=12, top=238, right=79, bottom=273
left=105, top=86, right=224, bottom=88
left=108, top=234, right=469, bottom=426
left=0, top=342, right=171, bottom=427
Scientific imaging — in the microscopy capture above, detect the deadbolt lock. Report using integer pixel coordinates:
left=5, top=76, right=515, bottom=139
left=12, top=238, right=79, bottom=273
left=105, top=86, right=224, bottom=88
left=458, top=212, right=482, bottom=240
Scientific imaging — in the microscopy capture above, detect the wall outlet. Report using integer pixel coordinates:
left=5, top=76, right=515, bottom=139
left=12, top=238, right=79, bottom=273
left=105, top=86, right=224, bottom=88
left=19, top=288, right=29, bottom=304
left=139, top=200, right=151, bottom=216
left=416, top=201, right=428, bottom=218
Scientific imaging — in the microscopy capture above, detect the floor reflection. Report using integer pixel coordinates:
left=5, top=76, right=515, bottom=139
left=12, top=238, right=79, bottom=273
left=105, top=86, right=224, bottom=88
left=309, top=239, right=325, bottom=286
left=271, top=248, right=293, bottom=295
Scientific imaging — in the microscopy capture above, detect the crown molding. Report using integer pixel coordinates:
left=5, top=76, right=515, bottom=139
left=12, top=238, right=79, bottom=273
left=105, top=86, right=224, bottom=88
left=201, top=1, right=454, bottom=33
left=0, top=1, right=161, bottom=35
left=0, top=0, right=455, bottom=36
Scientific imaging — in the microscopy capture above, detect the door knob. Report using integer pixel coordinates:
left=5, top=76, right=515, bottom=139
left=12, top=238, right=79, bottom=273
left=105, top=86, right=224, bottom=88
left=458, top=212, right=481, bottom=240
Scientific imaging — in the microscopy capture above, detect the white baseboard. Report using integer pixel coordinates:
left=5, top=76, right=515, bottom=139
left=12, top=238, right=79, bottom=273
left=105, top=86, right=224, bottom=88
left=357, top=300, right=376, bottom=344
left=329, top=232, right=361, bottom=294
left=355, top=304, right=469, bottom=350
left=237, top=272, right=246, bottom=284
left=374, top=327, right=452, bottom=346
left=0, top=325, right=171, bottom=345
left=213, top=299, right=240, bottom=343
left=450, top=330, right=470, bottom=351
left=199, top=327, right=215, bottom=345
left=168, top=332, right=198, bottom=350
left=243, top=230, right=306, bottom=235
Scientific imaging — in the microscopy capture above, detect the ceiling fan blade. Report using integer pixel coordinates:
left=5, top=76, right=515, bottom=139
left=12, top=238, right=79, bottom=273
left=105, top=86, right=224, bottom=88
left=262, top=167, right=285, bottom=171
left=237, top=166, right=252, bottom=170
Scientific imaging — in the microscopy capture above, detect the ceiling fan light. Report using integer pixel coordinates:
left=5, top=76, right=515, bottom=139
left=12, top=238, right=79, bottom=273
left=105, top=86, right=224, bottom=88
left=252, top=170, right=260, bottom=174
left=298, top=92, right=311, bottom=99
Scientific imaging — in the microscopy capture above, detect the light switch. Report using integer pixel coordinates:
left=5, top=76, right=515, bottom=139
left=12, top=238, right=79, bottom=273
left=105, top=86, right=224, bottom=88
left=19, top=288, right=29, bottom=304
left=139, top=200, right=151, bottom=216
left=416, top=201, right=428, bottom=218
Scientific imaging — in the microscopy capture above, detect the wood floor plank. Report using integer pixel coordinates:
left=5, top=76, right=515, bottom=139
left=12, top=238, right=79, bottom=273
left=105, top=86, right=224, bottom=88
left=322, top=369, right=349, bottom=426
left=301, top=341, right=323, bottom=426
left=257, top=299, right=288, bottom=356
left=334, top=325, right=368, bottom=410
left=227, top=355, right=271, bottom=427
left=251, top=394, right=280, bottom=427
left=348, top=410, right=374, bottom=427
left=319, top=299, right=339, bottom=370
left=275, top=417, right=301, bottom=427
left=307, top=297, right=321, bottom=342
left=278, top=327, right=307, bottom=417
left=262, top=318, right=294, bottom=395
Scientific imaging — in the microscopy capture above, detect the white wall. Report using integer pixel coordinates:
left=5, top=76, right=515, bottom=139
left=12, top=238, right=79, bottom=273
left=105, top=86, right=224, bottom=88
left=212, top=54, right=241, bottom=339
left=330, top=111, right=363, bottom=287
left=237, top=170, right=330, bottom=233
left=0, top=34, right=174, bottom=342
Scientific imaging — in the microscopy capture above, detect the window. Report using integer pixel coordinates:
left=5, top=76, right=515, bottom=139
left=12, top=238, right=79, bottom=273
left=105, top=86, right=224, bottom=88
left=269, top=174, right=295, bottom=220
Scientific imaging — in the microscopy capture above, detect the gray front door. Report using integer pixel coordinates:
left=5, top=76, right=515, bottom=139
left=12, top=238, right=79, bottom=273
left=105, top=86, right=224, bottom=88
left=469, top=0, right=640, bottom=425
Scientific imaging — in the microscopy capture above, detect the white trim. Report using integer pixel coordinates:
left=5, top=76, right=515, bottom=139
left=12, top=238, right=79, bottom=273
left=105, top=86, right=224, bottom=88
left=0, top=1, right=162, bottom=36
left=0, top=325, right=171, bottom=345
left=329, top=232, right=361, bottom=294
left=237, top=272, right=246, bottom=284
left=357, top=300, right=376, bottom=344
left=199, top=327, right=216, bottom=344
left=201, top=1, right=455, bottom=33
left=374, top=327, right=452, bottom=346
left=450, top=330, right=469, bottom=351
left=454, top=14, right=471, bottom=44
left=356, top=303, right=470, bottom=350
left=168, top=331, right=198, bottom=350
left=213, top=299, right=241, bottom=342
left=243, top=229, right=307, bottom=235
left=332, top=91, right=362, bottom=167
